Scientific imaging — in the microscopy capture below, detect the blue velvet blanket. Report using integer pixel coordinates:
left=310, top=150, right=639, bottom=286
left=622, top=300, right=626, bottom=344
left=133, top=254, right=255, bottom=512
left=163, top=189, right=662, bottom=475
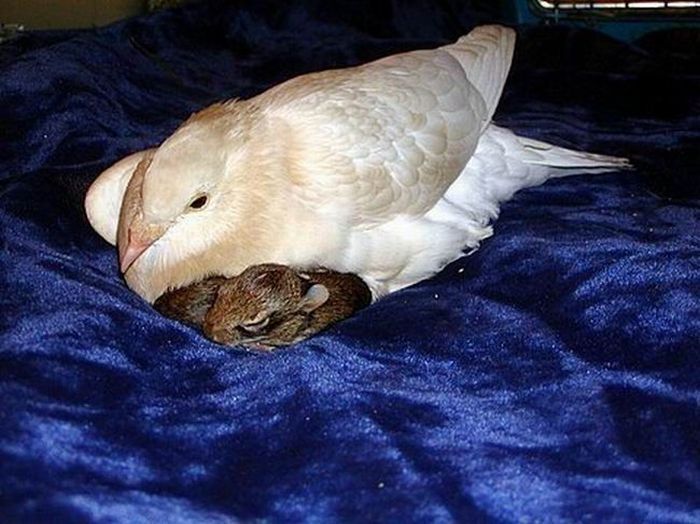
left=1, top=1, right=699, bottom=522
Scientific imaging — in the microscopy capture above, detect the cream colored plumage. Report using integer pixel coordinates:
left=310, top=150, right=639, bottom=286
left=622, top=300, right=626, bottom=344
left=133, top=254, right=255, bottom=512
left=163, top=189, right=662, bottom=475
left=85, top=25, right=629, bottom=303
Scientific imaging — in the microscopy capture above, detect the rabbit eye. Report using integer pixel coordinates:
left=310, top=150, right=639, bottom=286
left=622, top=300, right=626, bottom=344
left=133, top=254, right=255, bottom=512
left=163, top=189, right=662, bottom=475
left=240, top=315, right=270, bottom=333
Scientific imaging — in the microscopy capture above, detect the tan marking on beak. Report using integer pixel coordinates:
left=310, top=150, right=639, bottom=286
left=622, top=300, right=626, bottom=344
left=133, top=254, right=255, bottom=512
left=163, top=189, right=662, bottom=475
left=119, top=228, right=155, bottom=273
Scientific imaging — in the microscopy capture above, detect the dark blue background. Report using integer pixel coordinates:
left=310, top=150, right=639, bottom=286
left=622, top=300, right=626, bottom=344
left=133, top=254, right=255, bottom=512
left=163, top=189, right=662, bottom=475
left=1, top=1, right=699, bottom=522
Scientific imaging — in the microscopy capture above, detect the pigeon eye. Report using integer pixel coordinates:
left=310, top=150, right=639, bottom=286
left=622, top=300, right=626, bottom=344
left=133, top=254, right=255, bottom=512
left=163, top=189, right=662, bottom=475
left=189, top=194, right=208, bottom=210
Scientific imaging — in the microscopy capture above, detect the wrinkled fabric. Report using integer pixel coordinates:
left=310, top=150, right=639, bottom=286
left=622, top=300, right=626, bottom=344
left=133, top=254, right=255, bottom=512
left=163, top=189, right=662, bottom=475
left=1, top=1, right=699, bottom=522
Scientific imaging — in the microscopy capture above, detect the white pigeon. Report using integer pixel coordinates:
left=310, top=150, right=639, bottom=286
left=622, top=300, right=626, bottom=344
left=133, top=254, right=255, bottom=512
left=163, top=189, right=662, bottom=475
left=85, top=25, right=629, bottom=303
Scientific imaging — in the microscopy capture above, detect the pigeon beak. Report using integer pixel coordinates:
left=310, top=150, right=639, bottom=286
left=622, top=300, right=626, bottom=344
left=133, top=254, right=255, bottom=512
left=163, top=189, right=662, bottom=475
left=119, top=228, right=155, bottom=273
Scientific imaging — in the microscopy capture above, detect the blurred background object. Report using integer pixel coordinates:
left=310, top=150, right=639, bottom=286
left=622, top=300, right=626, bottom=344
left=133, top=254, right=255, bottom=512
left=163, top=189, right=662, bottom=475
left=512, top=0, right=699, bottom=41
left=0, top=1, right=696, bottom=37
left=0, top=0, right=194, bottom=31
left=0, top=0, right=143, bottom=30
left=147, top=0, right=191, bottom=11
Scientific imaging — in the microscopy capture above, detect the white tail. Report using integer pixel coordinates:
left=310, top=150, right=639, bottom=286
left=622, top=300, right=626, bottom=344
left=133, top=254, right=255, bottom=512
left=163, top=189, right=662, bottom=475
left=437, top=124, right=632, bottom=226
left=514, top=133, right=632, bottom=174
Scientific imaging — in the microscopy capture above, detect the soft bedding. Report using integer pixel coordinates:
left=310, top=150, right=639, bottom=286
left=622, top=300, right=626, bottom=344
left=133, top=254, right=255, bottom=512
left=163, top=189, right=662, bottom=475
left=1, top=1, right=699, bottom=522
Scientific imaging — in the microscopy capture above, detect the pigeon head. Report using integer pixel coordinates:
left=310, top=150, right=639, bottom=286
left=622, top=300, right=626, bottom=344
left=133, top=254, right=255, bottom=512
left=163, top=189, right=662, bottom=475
left=115, top=101, right=276, bottom=301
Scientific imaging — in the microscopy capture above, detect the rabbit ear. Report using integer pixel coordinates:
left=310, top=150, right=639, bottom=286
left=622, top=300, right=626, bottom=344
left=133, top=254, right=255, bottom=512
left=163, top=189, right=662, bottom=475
left=299, top=284, right=329, bottom=313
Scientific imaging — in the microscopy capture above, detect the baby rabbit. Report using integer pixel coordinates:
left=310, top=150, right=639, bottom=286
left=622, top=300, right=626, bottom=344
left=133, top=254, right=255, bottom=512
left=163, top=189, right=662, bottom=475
left=153, top=276, right=225, bottom=327
left=154, top=264, right=371, bottom=349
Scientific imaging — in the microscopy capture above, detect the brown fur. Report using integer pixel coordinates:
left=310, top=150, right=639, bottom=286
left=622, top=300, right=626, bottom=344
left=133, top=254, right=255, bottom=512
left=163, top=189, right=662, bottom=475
left=153, top=277, right=226, bottom=327
left=154, top=264, right=371, bottom=349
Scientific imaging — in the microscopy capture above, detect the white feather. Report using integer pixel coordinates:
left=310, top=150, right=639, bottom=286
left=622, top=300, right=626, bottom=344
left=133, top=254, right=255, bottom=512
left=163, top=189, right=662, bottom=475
left=84, top=25, right=630, bottom=303
left=318, top=124, right=629, bottom=297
